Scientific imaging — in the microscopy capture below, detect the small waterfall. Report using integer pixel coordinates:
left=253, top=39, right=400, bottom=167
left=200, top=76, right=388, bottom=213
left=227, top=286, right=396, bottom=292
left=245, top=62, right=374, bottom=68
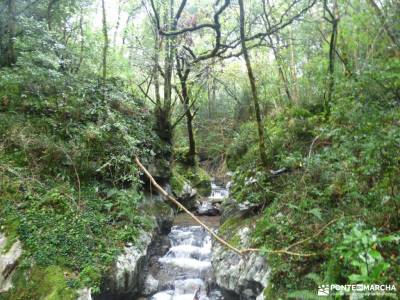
left=208, top=182, right=229, bottom=201
left=148, top=181, right=229, bottom=300
left=150, top=226, right=223, bottom=300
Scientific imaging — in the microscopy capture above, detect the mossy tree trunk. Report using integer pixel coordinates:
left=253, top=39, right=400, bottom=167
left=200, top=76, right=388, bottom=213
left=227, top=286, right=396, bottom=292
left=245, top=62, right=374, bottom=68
left=324, top=0, right=340, bottom=119
left=0, top=0, right=16, bottom=68
left=176, top=56, right=196, bottom=166
left=238, top=0, right=268, bottom=168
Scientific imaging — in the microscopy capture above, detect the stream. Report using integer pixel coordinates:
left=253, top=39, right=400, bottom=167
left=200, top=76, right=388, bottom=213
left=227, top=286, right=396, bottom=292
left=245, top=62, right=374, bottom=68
left=147, top=181, right=228, bottom=300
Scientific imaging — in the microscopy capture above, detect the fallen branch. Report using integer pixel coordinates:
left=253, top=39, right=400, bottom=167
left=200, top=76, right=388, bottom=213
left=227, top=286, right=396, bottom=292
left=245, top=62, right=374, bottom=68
left=134, top=156, right=341, bottom=257
left=285, top=217, right=340, bottom=251
left=135, top=157, right=244, bottom=255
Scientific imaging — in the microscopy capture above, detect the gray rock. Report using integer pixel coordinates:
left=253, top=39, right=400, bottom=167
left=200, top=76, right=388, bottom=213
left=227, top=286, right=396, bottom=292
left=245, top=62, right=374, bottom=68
left=94, top=231, right=154, bottom=300
left=146, top=159, right=171, bottom=180
left=220, top=198, right=257, bottom=224
left=142, top=274, right=159, bottom=296
left=77, top=288, right=92, bottom=300
left=94, top=199, right=174, bottom=300
left=0, top=233, right=22, bottom=293
left=212, top=226, right=269, bottom=300
left=174, top=181, right=197, bottom=210
left=196, top=201, right=221, bottom=216
left=140, top=194, right=175, bottom=235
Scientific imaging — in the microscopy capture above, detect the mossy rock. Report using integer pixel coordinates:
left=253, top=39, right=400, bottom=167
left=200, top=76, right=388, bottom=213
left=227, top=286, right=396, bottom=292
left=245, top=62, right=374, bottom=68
left=191, top=167, right=212, bottom=197
left=171, top=163, right=211, bottom=197
left=140, top=197, right=174, bottom=234
left=173, top=146, right=191, bottom=165
left=3, top=265, right=77, bottom=300
left=218, top=215, right=257, bottom=246
left=170, top=169, right=185, bottom=195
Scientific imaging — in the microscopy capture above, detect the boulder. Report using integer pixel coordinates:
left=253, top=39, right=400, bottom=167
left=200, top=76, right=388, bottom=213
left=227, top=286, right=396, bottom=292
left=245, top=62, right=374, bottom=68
left=141, top=192, right=175, bottom=235
left=94, top=232, right=154, bottom=300
left=174, top=181, right=198, bottom=210
left=220, top=198, right=258, bottom=224
left=212, top=227, right=269, bottom=300
left=94, top=198, right=174, bottom=300
left=212, top=199, right=269, bottom=299
left=196, top=200, right=221, bottom=216
left=77, top=288, right=92, bottom=300
left=142, top=274, right=159, bottom=296
left=146, top=159, right=171, bottom=181
left=0, top=233, right=22, bottom=293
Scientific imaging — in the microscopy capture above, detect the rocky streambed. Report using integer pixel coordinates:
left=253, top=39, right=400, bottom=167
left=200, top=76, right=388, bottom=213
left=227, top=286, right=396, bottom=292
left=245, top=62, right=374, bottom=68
left=1, top=180, right=269, bottom=300
left=110, top=180, right=270, bottom=300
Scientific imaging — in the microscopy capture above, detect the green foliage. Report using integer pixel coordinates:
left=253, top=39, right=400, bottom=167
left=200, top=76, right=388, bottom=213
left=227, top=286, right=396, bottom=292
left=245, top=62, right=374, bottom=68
left=1, top=0, right=400, bottom=298
left=227, top=91, right=399, bottom=297
left=79, top=265, right=102, bottom=294
left=170, top=168, right=186, bottom=195
left=0, top=33, right=163, bottom=295
left=332, top=223, right=398, bottom=284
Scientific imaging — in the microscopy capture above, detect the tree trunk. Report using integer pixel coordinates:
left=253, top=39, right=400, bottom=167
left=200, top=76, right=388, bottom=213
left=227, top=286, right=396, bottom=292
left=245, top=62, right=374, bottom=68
left=207, top=76, right=216, bottom=119
left=289, top=29, right=299, bottom=104
left=1, top=0, right=16, bottom=68
left=326, top=20, right=338, bottom=116
left=47, top=0, right=56, bottom=30
left=101, top=0, right=108, bottom=83
left=180, top=71, right=196, bottom=165
left=154, top=0, right=175, bottom=146
left=154, top=36, right=173, bottom=146
left=163, top=0, right=174, bottom=111
left=153, top=31, right=161, bottom=105
left=113, top=0, right=122, bottom=48
left=324, top=0, right=339, bottom=118
left=238, top=0, right=268, bottom=167
left=77, top=6, right=84, bottom=72
left=268, top=35, right=293, bottom=104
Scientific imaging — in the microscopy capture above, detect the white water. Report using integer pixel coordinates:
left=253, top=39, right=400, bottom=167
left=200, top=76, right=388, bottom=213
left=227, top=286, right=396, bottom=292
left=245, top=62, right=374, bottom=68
left=150, top=226, right=220, bottom=300
left=208, top=182, right=229, bottom=201
left=149, top=182, right=229, bottom=300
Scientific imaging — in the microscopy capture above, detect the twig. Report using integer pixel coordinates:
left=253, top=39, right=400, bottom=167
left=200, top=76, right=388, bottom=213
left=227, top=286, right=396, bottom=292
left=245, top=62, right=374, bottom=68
left=242, top=217, right=343, bottom=257
left=135, top=157, right=243, bottom=255
left=135, top=157, right=344, bottom=257
left=285, top=217, right=340, bottom=251
left=307, top=135, right=320, bottom=161
left=61, top=149, right=81, bottom=207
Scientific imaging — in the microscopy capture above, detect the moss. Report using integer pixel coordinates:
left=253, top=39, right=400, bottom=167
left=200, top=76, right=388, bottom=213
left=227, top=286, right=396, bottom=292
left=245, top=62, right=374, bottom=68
left=263, top=284, right=280, bottom=299
left=219, top=215, right=257, bottom=245
left=171, top=163, right=211, bottom=197
left=219, top=216, right=242, bottom=237
left=2, top=265, right=77, bottom=300
left=79, top=265, right=102, bottom=292
left=228, top=233, right=241, bottom=248
left=1, top=219, right=20, bottom=253
left=170, top=169, right=185, bottom=195
left=141, top=198, right=173, bottom=219
left=192, top=167, right=212, bottom=196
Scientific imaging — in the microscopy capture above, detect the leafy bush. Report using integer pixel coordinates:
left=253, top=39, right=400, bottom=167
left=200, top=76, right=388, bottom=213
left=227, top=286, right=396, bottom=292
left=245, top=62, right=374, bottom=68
left=226, top=91, right=399, bottom=297
left=0, top=51, right=165, bottom=296
left=332, top=223, right=399, bottom=284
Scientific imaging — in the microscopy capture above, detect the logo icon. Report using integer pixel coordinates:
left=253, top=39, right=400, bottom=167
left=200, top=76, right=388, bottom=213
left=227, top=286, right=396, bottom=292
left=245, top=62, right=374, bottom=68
left=318, top=285, right=330, bottom=296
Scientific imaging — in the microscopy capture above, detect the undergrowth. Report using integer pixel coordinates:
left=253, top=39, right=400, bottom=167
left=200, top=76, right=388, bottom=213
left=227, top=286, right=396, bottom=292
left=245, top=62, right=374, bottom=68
left=0, top=64, right=164, bottom=298
left=226, top=76, right=400, bottom=297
